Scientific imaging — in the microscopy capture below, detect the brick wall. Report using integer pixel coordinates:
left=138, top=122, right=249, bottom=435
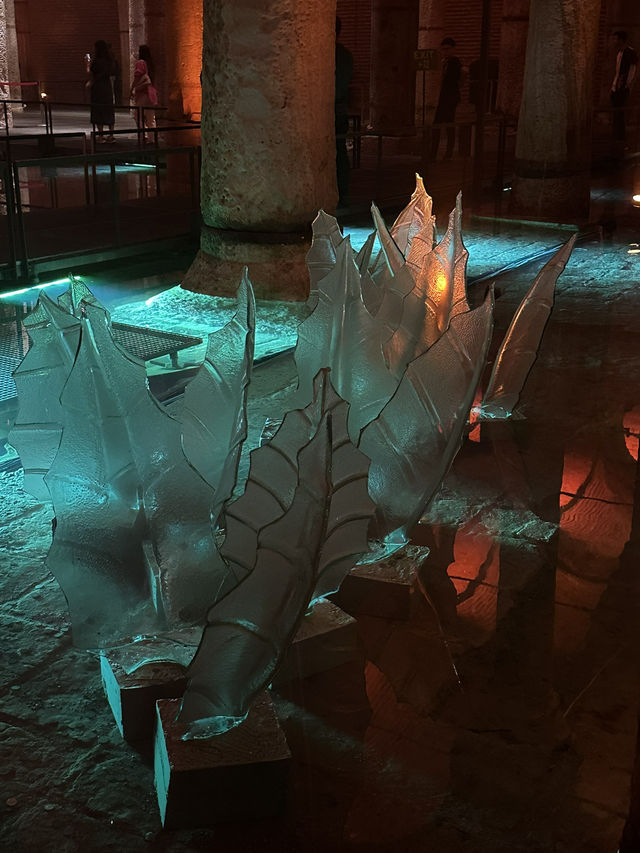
left=336, top=0, right=372, bottom=123
left=18, top=0, right=121, bottom=103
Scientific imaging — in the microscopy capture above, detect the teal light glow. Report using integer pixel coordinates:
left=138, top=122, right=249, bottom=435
left=0, top=277, right=70, bottom=300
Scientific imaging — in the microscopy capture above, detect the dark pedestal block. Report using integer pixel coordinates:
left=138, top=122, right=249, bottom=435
left=154, top=692, right=291, bottom=828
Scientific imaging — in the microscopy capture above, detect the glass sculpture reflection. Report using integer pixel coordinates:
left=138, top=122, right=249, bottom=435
left=178, top=370, right=374, bottom=737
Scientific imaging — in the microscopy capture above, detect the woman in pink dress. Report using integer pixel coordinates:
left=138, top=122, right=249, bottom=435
left=130, top=45, right=157, bottom=138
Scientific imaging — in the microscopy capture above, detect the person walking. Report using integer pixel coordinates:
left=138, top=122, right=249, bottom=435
left=88, top=40, right=115, bottom=143
left=611, top=30, right=638, bottom=143
left=130, top=45, right=158, bottom=139
left=431, top=37, right=462, bottom=160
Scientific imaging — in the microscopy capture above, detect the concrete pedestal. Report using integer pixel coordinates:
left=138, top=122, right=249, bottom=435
left=274, top=598, right=361, bottom=685
left=331, top=547, right=425, bottom=620
left=100, top=655, right=188, bottom=747
left=154, top=692, right=290, bottom=828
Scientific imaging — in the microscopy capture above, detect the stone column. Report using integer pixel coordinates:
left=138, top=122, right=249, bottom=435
left=370, top=0, right=420, bottom=133
left=163, top=0, right=202, bottom=121
left=5, top=0, right=19, bottom=114
left=495, top=0, right=530, bottom=120
left=510, top=0, right=601, bottom=221
left=128, top=0, right=146, bottom=96
left=0, top=1, right=11, bottom=128
left=183, top=0, right=338, bottom=300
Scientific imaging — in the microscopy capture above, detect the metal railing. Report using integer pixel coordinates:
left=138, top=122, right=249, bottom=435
left=0, top=144, right=201, bottom=284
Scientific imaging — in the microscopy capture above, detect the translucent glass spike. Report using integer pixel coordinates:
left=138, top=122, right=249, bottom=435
left=294, top=237, right=396, bottom=442
left=181, top=270, right=255, bottom=527
left=58, top=273, right=104, bottom=318
left=369, top=207, right=416, bottom=344
left=480, top=235, right=576, bottom=418
left=178, top=372, right=374, bottom=738
left=360, top=289, right=494, bottom=539
left=355, top=230, right=376, bottom=273
left=8, top=292, right=81, bottom=501
left=390, top=173, right=434, bottom=257
left=451, top=192, right=471, bottom=317
left=305, top=209, right=344, bottom=310
left=44, top=299, right=229, bottom=649
left=383, top=206, right=457, bottom=380
left=371, top=202, right=405, bottom=277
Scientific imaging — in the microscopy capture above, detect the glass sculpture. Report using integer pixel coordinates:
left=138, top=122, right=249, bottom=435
left=177, top=370, right=375, bottom=737
left=360, top=290, right=494, bottom=540
left=12, top=275, right=255, bottom=650
left=181, top=269, right=255, bottom=528
left=7, top=175, right=577, bottom=742
left=479, top=235, right=577, bottom=418
left=8, top=292, right=81, bottom=501
left=294, top=236, right=397, bottom=442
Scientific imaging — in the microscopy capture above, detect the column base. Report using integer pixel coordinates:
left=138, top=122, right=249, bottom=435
left=182, top=225, right=311, bottom=300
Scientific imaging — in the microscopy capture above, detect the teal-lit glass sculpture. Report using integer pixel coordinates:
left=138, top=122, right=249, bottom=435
left=479, top=235, right=577, bottom=418
left=12, top=275, right=255, bottom=649
left=178, top=370, right=375, bottom=738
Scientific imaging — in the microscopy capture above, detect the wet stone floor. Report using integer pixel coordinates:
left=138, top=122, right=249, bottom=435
left=0, top=230, right=639, bottom=852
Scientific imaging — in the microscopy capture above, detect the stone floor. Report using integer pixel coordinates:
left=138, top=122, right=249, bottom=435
left=0, top=200, right=640, bottom=852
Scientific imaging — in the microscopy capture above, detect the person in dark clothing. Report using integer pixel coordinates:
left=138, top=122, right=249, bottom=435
left=335, top=16, right=353, bottom=207
left=107, top=43, right=122, bottom=106
left=431, top=37, right=462, bottom=160
left=89, top=40, right=115, bottom=142
left=611, top=30, right=638, bottom=142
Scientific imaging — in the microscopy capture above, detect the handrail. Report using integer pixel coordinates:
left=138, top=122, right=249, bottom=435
left=0, top=144, right=201, bottom=282
left=11, top=144, right=198, bottom=168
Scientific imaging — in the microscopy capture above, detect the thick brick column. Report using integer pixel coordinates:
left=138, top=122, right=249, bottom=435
left=510, top=0, right=600, bottom=220
left=183, top=0, right=337, bottom=299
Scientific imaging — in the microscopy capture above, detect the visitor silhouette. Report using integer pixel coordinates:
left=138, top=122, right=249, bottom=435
left=431, top=37, right=462, bottom=160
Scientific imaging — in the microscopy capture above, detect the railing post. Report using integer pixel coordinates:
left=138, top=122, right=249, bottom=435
left=3, top=162, right=17, bottom=275
left=110, top=160, right=121, bottom=246
left=12, top=161, right=29, bottom=279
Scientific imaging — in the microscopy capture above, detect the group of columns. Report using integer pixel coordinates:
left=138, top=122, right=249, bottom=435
left=189, top=0, right=608, bottom=295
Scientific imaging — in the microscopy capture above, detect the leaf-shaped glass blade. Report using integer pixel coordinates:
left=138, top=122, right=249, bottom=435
left=305, top=209, right=344, bottom=311
left=181, top=270, right=255, bottom=527
left=390, top=173, right=434, bottom=257
left=8, top=292, right=81, bottom=501
left=177, top=395, right=374, bottom=738
left=371, top=201, right=405, bottom=277
left=383, top=206, right=457, bottom=381
left=293, top=237, right=396, bottom=441
left=44, top=299, right=229, bottom=648
left=221, top=368, right=345, bottom=581
left=360, top=289, right=494, bottom=539
left=58, top=272, right=105, bottom=318
left=450, top=192, right=471, bottom=318
left=480, top=234, right=576, bottom=418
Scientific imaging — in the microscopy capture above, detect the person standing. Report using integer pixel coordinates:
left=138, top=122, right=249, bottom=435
left=431, top=37, right=462, bottom=160
left=611, top=30, right=638, bottom=142
left=130, top=45, right=158, bottom=138
left=88, top=40, right=115, bottom=143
